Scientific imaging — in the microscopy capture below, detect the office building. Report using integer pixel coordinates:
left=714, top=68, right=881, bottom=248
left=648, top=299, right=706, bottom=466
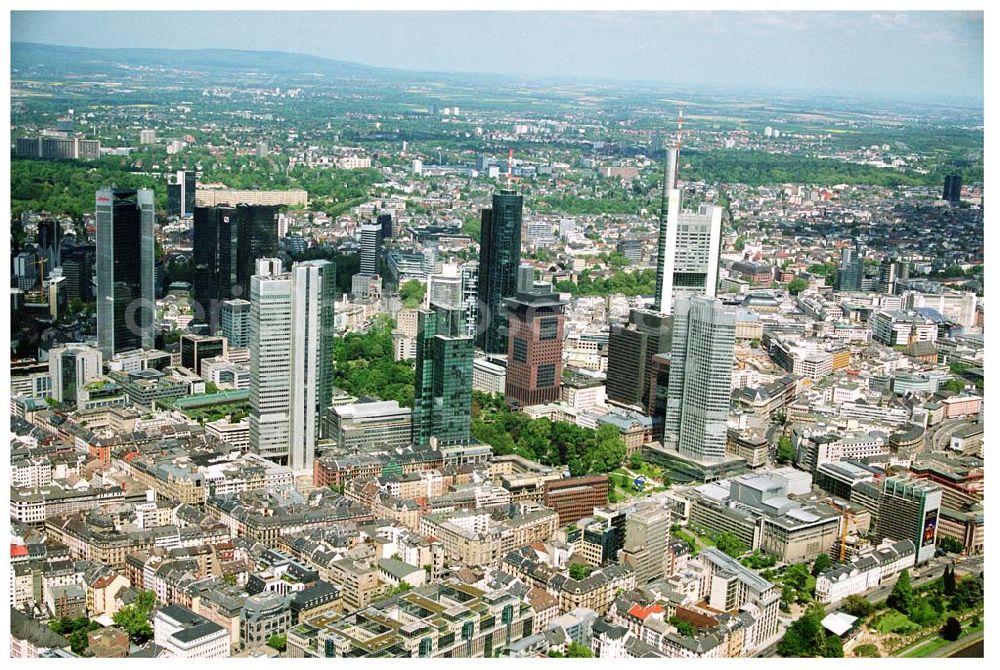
left=876, top=476, right=943, bottom=564
left=696, top=548, right=780, bottom=642
left=61, top=244, right=95, bottom=302
left=287, top=583, right=533, bottom=658
left=36, top=219, right=62, bottom=272
left=180, top=334, right=228, bottom=376
left=879, top=258, right=908, bottom=295
left=140, top=129, right=157, bottom=144
left=606, top=309, right=672, bottom=412
left=196, top=189, right=308, bottom=208
left=309, top=260, right=338, bottom=440
left=96, top=187, right=155, bottom=357
left=619, top=504, right=671, bottom=584
left=240, top=593, right=291, bottom=651
left=167, top=170, right=197, bottom=218
left=378, top=212, right=393, bottom=239
left=220, top=299, right=251, bottom=348
left=428, top=271, right=462, bottom=308
left=943, top=174, right=962, bottom=203
left=663, top=296, right=736, bottom=462
left=476, top=189, right=524, bottom=354
left=154, top=604, right=230, bottom=659
left=460, top=261, right=480, bottom=339
left=324, top=400, right=413, bottom=452
left=412, top=302, right=474, bottom=446
left=359, top=221, right=383, bottom=276
left=249, top=259, right=334, bottom=472
left=48, top=343, right=103, bottom=405
left=654, top=146, right=722, bottom=314
left=543, top=476, right=610, bottom=526
left=503, top=270, right=566, bottom=408
left=834, top=245, right=862, bottom=292
left=192, top=204, right=279, bottom=330
left=249, top=259, right=294, bottom=467
left=15, top=134, right=100, bottom=161
left=13, top=251, right=39, bottom=290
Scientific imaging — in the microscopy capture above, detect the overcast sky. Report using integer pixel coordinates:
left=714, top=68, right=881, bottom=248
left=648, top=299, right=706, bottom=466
left=11, top=11, right=984, bottom=103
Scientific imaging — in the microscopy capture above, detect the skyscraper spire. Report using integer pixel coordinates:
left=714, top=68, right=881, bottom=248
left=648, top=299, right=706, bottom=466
left=507, top=148, right=513, bottom=189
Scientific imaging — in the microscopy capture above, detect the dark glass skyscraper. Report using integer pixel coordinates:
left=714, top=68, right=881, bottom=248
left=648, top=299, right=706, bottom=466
left=834, top=244, right=863, bottom=292
left=193, top=204, right=279, bottom=330
left=476, top=189, right=523, bottom=354
left=606, top=309, right=672, bottom=412
left=943, top=174, right=962, bottom=203
left=378, top=212, right=393, bottom=239
left=61, top=244, right=95, bottom=302
left=167, top=170, right=197, bottom=217
left=412, top=302, right=473, bottom=446
left=96, top=188, right=155, bottom=357
left=36, top=219, right=62, bottom=272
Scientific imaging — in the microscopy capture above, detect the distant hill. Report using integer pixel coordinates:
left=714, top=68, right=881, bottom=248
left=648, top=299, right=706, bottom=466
left=10, top=41, right=434, bottom=82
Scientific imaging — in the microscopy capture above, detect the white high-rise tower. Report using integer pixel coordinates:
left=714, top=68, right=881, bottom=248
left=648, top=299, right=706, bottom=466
left=249, top=257, right=331, bottom=474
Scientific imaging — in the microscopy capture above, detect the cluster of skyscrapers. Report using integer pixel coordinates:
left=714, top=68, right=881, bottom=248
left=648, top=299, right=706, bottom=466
left=85, top=120, right=736, bottom=476
left=606, top=127, right=736, bottom=473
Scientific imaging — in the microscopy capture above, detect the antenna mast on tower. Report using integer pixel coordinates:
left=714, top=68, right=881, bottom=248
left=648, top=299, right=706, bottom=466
left=507, top=148, right=513, bottom=190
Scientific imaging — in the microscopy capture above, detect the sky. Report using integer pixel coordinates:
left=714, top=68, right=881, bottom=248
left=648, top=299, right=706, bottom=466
left=10, top=11, right=984, bottom=103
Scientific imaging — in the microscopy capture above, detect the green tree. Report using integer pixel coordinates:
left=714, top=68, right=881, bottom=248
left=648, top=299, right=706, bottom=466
left=776, top=435, right=795, bottom=464
left=937, top=536, right=964, bottom=554
left=400, top=279, right=426, bottom=308
left=590, top=423, right=626, bottom=473
left=565, top=642, right=593, bottom=658
left=950, top=574, right=984, bottom=611
left=715, top=532, right=747, bottom=559
left=777, top=606, right=828, bottom=657
left=569, top=563, right=594, bottom=580
left=787, top=277, right=809, bottom=295
left=842, top=594, right=874, bottom=619
left=112, top=604, right=153, bottom=644
left=853, top=644, right=879, bottom=658
left=783, top=563, right=816, bottom=602
left=669, top=616, right=695, bottom=637
left=887, top=569, right=914, bottom=615
left=389, top=582, right=412, bottom=596
left=49, top=616, right=100, bottom=656
left=943, top=565, right=957, bottom=597
left=267, top=634, right=287, bottom=652
left=908, top=599, right=941, bottom=627
left=811, top=553, right=833, bottom=576
left=940, top=617, right=962, bottom=642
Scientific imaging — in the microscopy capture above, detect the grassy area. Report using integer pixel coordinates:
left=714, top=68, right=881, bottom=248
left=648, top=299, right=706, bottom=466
left=901, top=637, right=951, bottom=658
left=874, top=610, right=919, bottom=635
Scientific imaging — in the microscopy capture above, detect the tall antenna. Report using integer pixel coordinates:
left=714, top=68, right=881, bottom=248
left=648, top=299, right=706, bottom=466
left=674, top=107, right=685, bottom=186
left=507, top=148, right=513, bottom=189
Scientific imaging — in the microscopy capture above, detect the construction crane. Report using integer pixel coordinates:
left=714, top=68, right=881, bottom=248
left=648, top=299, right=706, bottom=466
left=36, top=256, right=47, bottom=291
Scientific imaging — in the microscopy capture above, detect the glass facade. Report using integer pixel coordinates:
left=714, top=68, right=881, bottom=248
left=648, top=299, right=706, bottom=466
left=412, top=303, right=473, bottom=446
left=96, top=188, right=155, bottom=357
left=193, top=204, right=279, bottom=330
left=476, top=190, right=523, bottom=354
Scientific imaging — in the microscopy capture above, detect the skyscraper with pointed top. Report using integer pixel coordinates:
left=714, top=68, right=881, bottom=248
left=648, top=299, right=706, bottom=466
left=653, top=111, right=722, bottom=315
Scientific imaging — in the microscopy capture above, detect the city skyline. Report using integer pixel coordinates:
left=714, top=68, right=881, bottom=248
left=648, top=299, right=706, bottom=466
left=11, top=10, right=984, bottom=103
